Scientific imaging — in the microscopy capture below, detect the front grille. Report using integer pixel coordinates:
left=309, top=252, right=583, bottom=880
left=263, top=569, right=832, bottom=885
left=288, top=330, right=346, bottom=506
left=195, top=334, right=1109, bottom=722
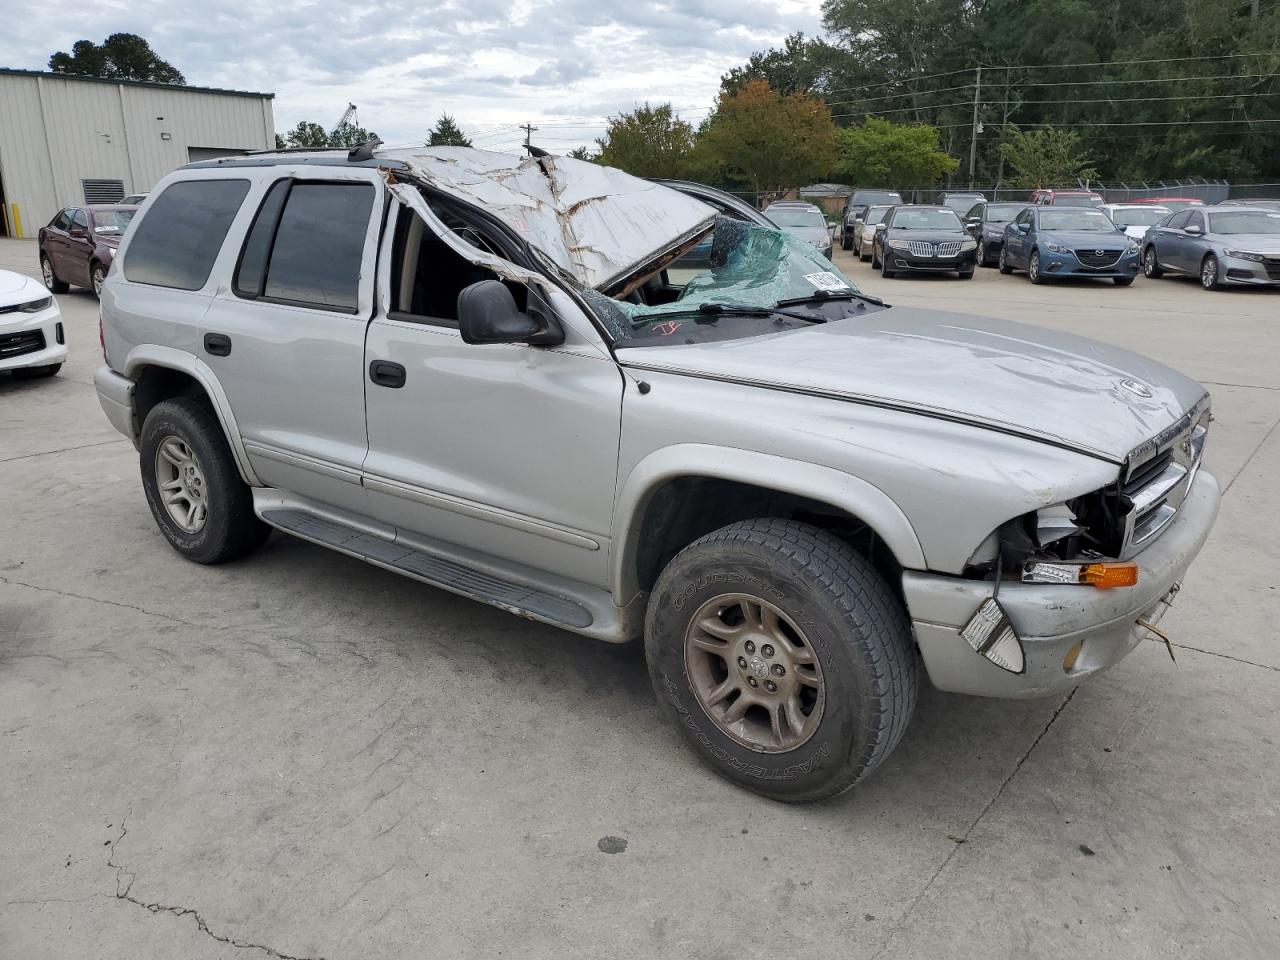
left=1074, top=248, right=1124, bottom=269
left=1119, top=402, right=1209, bottom=557
left=1264, top=257, right=1280, bottom=280
left=0, top=329, right=46, bottom=358
left=905, top=240, right=935, bottom=257
left=935, top=241, right=963, bottom=257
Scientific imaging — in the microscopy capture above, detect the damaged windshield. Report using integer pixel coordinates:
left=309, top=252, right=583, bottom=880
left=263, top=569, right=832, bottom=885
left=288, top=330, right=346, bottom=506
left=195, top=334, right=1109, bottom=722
left=589, top=217, right=873, bottom=346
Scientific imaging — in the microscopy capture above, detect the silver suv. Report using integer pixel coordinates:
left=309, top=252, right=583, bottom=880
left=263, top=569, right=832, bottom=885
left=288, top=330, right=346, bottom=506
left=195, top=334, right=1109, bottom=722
left=95, top=147, right=1219, bottom=802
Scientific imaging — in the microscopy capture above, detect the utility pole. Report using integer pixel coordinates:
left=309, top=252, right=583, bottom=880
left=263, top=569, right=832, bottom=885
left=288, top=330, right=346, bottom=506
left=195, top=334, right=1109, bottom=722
left=521, top=122, right=538, bottom=150
left=968, top=66, right=982, bottom=189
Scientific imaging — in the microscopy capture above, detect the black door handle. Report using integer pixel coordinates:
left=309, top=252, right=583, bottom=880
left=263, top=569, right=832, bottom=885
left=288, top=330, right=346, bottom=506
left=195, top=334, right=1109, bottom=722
left=369, top=360, right=406, bottom=388
left=203, top=333, right=232, bottom=357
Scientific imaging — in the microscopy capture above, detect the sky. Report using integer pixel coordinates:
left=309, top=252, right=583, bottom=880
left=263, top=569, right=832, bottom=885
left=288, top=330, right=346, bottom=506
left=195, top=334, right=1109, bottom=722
left=3, top=0, right=824, bottom=152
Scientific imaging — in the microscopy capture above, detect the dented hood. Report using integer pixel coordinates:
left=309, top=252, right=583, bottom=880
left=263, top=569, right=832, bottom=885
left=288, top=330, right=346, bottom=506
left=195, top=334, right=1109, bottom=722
left=618, top=307, right=1208, bottom=463
left=379, top=147, right=715, bottom=289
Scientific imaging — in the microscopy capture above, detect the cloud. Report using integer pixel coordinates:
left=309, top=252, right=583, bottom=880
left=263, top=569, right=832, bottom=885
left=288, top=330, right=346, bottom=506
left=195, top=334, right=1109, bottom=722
left=1, top=0, right=823, bottom=149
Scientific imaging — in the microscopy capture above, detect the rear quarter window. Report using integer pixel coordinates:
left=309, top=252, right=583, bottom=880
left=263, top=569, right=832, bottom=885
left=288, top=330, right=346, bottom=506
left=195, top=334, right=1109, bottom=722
left=124, top=179, right=250, bottom=290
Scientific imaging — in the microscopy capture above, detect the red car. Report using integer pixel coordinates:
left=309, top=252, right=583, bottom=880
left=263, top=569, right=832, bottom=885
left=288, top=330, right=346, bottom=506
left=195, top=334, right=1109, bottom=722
left=1028, top=188, right=1103, bottom=207
left=38, top=204, right=138, bottom=298
left=1129, top=197, right=1205, bottom=212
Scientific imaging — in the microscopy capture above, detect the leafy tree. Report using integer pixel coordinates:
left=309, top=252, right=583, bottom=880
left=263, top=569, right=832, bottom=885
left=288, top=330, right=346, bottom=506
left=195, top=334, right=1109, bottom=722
left=280, top=120, right=378, bottom=149
left=566, top=146, right=596, bottom=161
left=427, top=114, right=472, bottom=147
left=836, top=117, right=958, bottom=189
left=48, top=33, right=184, bottom=84
left=721, top=33, right=854, bottom=97
left=998, top=127, right=1098, bottom=188
left=695, top=81, right=837, bottom=200
left=595, top=103, right=696, bottom=178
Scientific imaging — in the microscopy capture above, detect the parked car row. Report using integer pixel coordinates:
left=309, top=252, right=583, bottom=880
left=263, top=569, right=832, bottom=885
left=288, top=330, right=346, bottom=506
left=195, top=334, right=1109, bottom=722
left=38, top=203, right=139, bottom=298
left=841, top=194, right=1279, bottom=291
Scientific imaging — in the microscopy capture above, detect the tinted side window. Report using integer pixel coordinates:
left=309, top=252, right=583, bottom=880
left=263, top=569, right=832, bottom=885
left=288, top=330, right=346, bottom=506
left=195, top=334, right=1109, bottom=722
left=124, top=179, right=250, bottom=290
left=261, top=182, right=374, bottom=311
left=1167, top=211, right=1191, bottom=229
left=1186, top=211, right=1205, bottom=231
left=233, top=180, right=291, bottom=297
left=71, top=209, right=89, bottom=229
left=51, top=210, right=71, bottom=231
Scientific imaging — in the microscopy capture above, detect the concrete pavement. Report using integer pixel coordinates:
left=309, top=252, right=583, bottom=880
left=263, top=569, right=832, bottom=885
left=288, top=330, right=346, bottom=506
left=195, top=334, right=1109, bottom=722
left=1, top=236, right=1277, bottom=958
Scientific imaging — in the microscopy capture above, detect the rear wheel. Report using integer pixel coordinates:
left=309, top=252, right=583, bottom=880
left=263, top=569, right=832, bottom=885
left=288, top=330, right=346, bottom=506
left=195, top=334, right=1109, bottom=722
left=645, top=519, right=919, bottom=802
left=139, top=399, right=270, bottom=564
left=91, top=262, right=106, bottom=298
left=1200, top=254, right=1220, bottom=291
left=40, top=256, right=69, bottom=294
left=998, top=246, right=1013, bottom=274
left=1142, top=246, right=1163, bottom=278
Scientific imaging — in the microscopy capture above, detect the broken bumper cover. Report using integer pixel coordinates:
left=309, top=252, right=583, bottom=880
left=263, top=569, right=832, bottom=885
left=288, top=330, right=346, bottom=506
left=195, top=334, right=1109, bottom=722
left=903, top=467, right=1220, bottom=699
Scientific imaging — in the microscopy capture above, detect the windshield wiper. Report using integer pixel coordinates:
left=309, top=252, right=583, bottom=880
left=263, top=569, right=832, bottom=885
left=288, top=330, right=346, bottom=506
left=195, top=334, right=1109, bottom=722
left=633, top=301, right=828, bottom=326
left=777, top=289, right=884, bottom=308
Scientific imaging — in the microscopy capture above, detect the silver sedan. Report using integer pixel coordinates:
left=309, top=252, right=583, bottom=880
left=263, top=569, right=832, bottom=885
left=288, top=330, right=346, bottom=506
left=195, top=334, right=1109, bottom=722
left=1141, top=206, right=1280, bottom=290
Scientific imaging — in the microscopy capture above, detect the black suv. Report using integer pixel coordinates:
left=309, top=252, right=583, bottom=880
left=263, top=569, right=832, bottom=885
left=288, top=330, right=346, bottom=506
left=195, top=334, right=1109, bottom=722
left=871, top=205, right=978, bottom=279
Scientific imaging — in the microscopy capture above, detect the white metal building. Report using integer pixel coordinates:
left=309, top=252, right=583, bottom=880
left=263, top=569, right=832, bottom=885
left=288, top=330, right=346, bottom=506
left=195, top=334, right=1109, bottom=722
left=0, top=68, right=274, bottom=238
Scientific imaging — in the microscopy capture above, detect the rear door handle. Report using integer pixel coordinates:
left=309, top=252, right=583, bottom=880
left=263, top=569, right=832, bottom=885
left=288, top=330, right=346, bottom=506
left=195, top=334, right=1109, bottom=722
left=369, top=360, right=406, bottom=389
left=203, top=333, right=232, bottom=357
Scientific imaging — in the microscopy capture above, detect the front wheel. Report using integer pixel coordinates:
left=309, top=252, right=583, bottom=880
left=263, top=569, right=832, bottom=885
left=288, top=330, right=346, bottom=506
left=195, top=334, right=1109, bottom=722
left=958, top=268, right=974, bottom=280
left=645, top=519, right=919, bottom=802
left=91, top=263, right=106, bottom=298
left=871, top=246, right=882, bottom=270
left=841, top=233, right=852, bottom=251
left=1028, top=249, right=1046, bottom=284
left=979, top=242, right=995, bottom=267
left=1201, top=254, right=1221, bottom=291
left=1113, top=276, right=1135, bottom=287
left=139, top=399, right=270, bottom=564
left=880, top=253, right=896, bottom=278
left=1143, top=246, right=1163, bottom=278
left=998, top=246, right=1013, bottom=274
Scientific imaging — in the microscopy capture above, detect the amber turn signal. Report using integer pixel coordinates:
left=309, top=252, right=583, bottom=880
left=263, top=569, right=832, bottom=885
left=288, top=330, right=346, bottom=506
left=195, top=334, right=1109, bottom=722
left=1079, top=562, right=1139, bottom=589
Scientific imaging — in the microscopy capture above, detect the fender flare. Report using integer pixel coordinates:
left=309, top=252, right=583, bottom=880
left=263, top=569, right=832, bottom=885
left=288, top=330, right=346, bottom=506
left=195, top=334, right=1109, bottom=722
left=124, top=344, right=262, bottom=486
left=611, top=443, right=927, bottom=601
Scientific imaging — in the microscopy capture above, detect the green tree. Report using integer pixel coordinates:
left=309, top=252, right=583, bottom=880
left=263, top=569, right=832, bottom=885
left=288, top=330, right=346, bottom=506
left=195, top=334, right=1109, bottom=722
left=279, top=120, right=378, bottom=150
left=998, top=127, right=1098, bottom=188
left=595, top=103, right=696, bottom=178
left=566, top=146, right=596, bottom=161
left=835, top=117, right=958, bottom=189
left=695, top=81, right=837, bottom=200
left=427, top=114, right=472, bottom=147
left=48, top=33, right=184, bottom=84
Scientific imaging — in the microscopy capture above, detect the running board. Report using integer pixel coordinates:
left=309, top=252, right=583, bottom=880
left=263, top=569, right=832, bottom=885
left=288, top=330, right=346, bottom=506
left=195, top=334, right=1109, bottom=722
left=260, top=507, right=596, bottom=631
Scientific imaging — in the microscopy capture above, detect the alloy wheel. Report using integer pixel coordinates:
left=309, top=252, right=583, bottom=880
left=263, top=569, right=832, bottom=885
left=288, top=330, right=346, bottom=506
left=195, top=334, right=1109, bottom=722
left=1029, top=252, right=1040, bottom=281
left=684, top=593, right=825, bottom=753
left=154, top=436, right=209, bottom=533
left=92, top=266, right=105, bottom=297
left=41, top=259, right=55, bottom=288
left=1201, top=256, right=1218, bottom=290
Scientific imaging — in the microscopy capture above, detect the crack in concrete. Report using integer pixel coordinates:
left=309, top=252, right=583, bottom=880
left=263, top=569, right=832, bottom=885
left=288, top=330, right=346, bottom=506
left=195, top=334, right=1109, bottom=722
left=1170, top=641, right=1280, bottom=674
left=0, top=575, right=206, bottom=631
left=870, top=687, right=1079, bottom=960
left=105, top=807, right=323, bottom=960
left=0, top=437, right=125, bottom=464
left=1225, top=412, right=1280, bottom=495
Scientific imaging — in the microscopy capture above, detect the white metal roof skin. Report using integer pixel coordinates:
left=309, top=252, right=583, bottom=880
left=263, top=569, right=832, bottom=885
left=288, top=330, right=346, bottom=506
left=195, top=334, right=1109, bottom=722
left=378, top=147, right=715, bottom=290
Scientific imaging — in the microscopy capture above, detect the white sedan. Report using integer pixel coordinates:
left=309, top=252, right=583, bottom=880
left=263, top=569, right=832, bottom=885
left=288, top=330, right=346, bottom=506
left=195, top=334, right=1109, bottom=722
left=1101, top=203, right=1172, bottom=242
left=0, top=269, right=66, bottom=379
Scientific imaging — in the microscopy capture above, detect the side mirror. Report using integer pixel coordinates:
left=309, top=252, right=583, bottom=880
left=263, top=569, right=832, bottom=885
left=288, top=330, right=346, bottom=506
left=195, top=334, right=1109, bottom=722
left=875, top=223, right=888, bottom=232
left=1184, top=224, right=1203, bottom=235
left=458, top=280, right=563, bottom=346
left=69, top=225, right=89, bottom=239
left=1016, top=222, right=1030, bottom=233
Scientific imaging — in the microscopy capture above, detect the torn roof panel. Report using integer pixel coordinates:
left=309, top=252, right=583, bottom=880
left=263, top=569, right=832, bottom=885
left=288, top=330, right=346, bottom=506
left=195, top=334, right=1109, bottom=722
left=377, top=147, right=715, bottom=290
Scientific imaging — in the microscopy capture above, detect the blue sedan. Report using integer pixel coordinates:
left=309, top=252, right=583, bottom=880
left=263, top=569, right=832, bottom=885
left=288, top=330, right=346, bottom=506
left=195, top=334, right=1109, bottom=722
left=999, top=206, right=1141, bottom=286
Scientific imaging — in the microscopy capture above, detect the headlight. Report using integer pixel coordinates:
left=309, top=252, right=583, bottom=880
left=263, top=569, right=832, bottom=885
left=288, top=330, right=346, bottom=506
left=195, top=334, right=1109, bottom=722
left=1045, top=242, right=1070, bottom=254
left=20, top=297, right=53, bottom=313
left=1225, top=249, right=1264, bottom=262
left=960, top=239, right=977, bottom=251
left=1125, top=241, right=1139, bottom=254
left=887, top=239, right=910, bottom=251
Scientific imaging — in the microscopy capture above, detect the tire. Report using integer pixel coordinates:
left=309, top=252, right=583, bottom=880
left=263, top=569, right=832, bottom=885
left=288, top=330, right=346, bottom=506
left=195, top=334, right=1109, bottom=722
left=1200, top=254, right=1220, bottom=291
left=41, top=256, right=69, bottom=294
left=958, top=269, right=974, bottom=280
left=645, top=519, right=919, bottom=803
left=1028, top=249, right=1046, bottom=284
left=871, top=246, right=881, bottom=270
left=139, top=398, right=270, bottom=564
left=1113, top=276, right=1135, bottom=287
left=841, top=233, right=852, bottom=251
left=880, top=254, right=895, bottom=278
left=1142, top=246, right=1163, bottom=279
left=91, top=262, right=106, bottom=298
left=998, top=245, right=1013, bottom=274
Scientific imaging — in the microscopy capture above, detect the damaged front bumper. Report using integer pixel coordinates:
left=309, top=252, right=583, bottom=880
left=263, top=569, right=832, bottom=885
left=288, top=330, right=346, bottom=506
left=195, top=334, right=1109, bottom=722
left=902, top=467, right=1220, bottom=699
